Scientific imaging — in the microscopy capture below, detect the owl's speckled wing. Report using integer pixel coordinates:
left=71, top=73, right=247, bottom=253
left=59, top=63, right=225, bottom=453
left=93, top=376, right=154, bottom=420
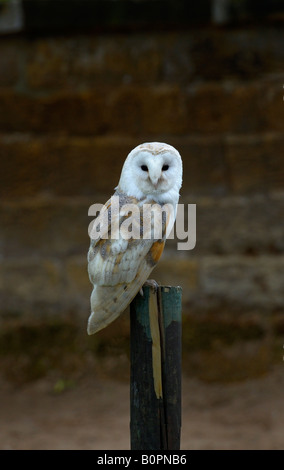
left=87, top=192, right=167, bottom=335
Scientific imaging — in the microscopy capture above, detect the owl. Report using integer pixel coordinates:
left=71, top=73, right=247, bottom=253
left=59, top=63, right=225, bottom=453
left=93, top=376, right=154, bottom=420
left=87, top=142, right=183, bottom=334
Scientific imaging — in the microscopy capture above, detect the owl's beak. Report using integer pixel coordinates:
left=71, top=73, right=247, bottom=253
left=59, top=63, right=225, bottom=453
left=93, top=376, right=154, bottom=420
left=150, top=173, right=161, bottom=187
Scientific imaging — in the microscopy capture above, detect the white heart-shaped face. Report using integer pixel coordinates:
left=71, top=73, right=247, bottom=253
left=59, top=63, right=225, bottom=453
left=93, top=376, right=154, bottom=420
left=117, top=142, right=183, bottom=204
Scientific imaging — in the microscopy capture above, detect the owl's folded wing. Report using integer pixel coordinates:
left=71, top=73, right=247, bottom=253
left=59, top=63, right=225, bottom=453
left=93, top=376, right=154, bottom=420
left=87, top=196, right=168, bottom=287
left=88, top=237, right=155, bottom=286
left=87, top=235, right=165, bottom=334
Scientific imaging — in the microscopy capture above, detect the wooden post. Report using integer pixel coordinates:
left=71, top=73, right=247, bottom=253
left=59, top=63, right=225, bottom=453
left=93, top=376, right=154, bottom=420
left=130, top=284, right=182, bottom=450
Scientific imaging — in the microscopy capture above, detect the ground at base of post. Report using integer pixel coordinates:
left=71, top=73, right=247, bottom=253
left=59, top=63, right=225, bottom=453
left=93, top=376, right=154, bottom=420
left=0, top=364, right=283, bottom=450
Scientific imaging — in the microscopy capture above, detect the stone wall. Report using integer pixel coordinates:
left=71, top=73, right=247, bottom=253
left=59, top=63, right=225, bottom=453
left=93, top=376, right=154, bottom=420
left=0, top=18, right=284, bottom=380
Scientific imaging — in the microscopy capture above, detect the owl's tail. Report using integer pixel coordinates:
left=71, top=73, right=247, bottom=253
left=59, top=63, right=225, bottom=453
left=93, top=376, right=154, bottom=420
left=87, top=263, right=153, bottom=334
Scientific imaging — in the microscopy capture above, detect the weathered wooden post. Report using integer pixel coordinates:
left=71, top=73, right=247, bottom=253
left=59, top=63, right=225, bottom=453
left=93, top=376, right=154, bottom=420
left=130, top=284, right=182, bottom=450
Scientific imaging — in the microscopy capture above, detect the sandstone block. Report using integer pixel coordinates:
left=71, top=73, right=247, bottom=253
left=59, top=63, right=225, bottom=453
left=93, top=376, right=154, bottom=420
left=0, top=41, right=20, bottom=87
left=226, top=134, right=284, bottom=193
left=0, top=90, right=107, bottom=134
left=0, top=78, right=282, bottom=135
left=199, top=255, right=284, bottom=311
left=0, top=258, right=64, bottom=317
left=0, top=198, right=90, bottom=259
left=191, top=193, right=284, bottom=255
left=0, top=134, right=136, bottom=198
left=26, top=36, right=162, bottom=89
left=21, top=29, right=284, bottom=90
left=190, top=29, right=284, bottom=81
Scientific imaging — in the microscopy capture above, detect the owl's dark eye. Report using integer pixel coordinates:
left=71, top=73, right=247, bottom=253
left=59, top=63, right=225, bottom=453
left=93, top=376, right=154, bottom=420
left=141, top=165, right=148, bottom=171
left=162, top=164, right=169, bottom=171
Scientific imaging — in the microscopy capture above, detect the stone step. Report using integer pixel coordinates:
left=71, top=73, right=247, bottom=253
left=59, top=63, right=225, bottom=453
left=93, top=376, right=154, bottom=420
left=0, top=255, right=283, bottom=319
left=1, top=29, right=284, bottom=88
left=0, top=133, right=283, bottom=199
left=0, top=77, right=282, bottom=135
left=0, top=193, right=283, bottom=260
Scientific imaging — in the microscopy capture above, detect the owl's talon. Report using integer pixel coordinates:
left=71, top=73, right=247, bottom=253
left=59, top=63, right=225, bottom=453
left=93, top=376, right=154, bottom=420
left=143, top=279, right=159, bottom=290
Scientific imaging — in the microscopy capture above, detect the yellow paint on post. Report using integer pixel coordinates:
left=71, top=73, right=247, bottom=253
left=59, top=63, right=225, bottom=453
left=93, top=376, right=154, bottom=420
left=148, top=287, right=163, bottom=399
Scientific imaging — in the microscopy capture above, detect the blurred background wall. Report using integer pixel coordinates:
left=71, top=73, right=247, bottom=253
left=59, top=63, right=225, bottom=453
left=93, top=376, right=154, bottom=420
left=0, top=0, right=283, bottom=383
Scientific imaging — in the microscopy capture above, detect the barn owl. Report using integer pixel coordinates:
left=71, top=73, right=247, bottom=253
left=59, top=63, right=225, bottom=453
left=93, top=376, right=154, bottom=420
left=87, top=142, right=183, bottom=334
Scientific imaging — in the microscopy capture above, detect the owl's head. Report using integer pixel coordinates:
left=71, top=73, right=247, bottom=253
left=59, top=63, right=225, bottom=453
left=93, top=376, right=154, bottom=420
left=117, top=142, right=183, bottom=204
